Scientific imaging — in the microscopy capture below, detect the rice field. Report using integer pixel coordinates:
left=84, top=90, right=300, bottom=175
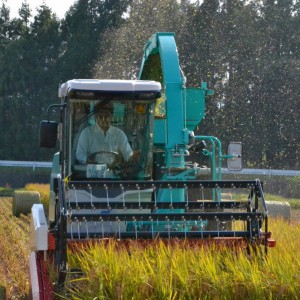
left=64, top=218, right=300, bottom=299
left=0, top=197, right=31, bottom=299
left=0, top=193, right=300, bottom=299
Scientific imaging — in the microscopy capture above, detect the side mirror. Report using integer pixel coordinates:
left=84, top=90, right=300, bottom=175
left=227, top=142, right=242, bottom=171
left=39, top=120, right=58, bottom=148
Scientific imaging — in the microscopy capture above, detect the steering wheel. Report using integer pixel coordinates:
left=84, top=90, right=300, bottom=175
left=87, top=151, right=122, bottom=167
left=87, top=151, right=142, bottom=179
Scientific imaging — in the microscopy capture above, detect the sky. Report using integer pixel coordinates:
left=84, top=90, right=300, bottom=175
left=3, top=0, right=76, bottom=19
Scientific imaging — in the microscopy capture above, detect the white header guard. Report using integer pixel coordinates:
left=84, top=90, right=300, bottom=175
left=30, top=204, right=48, bottom=251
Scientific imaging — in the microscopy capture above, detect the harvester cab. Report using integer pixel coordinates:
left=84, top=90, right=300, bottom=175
left=28, top=32, right=274, bottom=298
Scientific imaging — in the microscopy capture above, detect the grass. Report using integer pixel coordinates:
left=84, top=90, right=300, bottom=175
left=263, top=193, right=300, bottom=210
left=229, top=190, right=300, bottom=210
left=0, top=187, right=15, bottom=197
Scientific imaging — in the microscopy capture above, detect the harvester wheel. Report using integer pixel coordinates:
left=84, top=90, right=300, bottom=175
left=12, top=190, right=41, bottom=217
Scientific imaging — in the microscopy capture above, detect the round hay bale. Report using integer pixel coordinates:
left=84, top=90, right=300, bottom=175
left=12, top=190, right=40, bottom=217
left=265, top=201, right=291, bottom=221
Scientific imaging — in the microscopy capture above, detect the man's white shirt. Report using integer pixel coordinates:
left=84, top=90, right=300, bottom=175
left=76, top=124, right=133, bottom=164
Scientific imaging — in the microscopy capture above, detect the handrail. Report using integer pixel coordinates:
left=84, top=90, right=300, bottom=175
left=1, top=160, right=299, bottom=177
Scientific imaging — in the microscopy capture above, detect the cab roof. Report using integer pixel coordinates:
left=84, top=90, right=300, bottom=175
left=59, top=79, right=162, bottom=98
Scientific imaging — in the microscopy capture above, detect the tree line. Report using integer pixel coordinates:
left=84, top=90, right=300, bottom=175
left=0, top=0, right=299, bottom=169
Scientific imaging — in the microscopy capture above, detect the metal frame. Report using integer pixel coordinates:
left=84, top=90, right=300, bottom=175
left=52, top=178, right=269, bottom=275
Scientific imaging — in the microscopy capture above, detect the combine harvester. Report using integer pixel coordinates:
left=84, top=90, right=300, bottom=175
left=16, top=33, right=276, bottom=299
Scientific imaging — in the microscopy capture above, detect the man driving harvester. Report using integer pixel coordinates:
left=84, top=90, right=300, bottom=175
left=76, top=104, right=135, bottom=168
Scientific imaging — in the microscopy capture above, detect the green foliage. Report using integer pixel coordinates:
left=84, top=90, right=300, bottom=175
left=140, top=54, right=163, bottom=83
left=0, top=0, right=299, bottom=169
left=0, top=3, right=61, bottom=161
left=223, top=173, right=300, bottom=202
left=0, top=0, right=130, bottom=161
left=0, top=187, right=14, bottom=197
left=220, top=0, right=300, bottom=169
left=94, top=0, right=300, bottom=169
left=58, top=0, right=131, bottom=80
left=286, top=176, right=300, bottom=199
left=94, top=0, right=184, bottom=79
left=0, top=167, right=50, bottom=188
